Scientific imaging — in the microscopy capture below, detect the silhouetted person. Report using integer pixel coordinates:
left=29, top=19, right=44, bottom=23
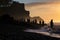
left=49, top=19, right=54, bottom=34
left=39, top=21, right=41, bottom=26
left=50, top=19, right=54, bottom=29
left=27, top=19, right=30, bottom=23
left=42, top=21, right=44, bottom=26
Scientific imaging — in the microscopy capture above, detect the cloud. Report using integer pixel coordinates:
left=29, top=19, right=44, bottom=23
left=14, top=0, right=60, bottom=4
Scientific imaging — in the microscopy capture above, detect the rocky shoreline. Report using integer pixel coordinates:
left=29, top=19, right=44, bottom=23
left=23, top=32, right=60, bottom=40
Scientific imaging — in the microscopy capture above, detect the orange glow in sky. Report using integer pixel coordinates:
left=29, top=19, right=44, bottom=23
left=25, top=3, right=60, bottom=23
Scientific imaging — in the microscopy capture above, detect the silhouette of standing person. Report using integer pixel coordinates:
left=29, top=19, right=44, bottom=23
left=50, top=19, right=54, bottom=29
left=49, top=19, right=54, bottom=34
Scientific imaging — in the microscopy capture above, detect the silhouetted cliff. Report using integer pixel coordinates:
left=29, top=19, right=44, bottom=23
left=0, top=0, right=30, bottom=20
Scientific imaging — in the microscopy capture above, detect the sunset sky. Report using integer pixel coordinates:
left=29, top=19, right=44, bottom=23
left=14, top=0, right=60, bottom=23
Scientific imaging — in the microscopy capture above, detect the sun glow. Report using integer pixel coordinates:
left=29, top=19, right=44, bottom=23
left=25, top=3, right=60, bottom=23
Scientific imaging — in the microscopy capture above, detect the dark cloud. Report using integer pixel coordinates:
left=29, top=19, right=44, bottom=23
left=14, top=0, right=60, bottom=4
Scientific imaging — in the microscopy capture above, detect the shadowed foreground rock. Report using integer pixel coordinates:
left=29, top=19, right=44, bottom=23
left=23, top=32, right=60, bottom=40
